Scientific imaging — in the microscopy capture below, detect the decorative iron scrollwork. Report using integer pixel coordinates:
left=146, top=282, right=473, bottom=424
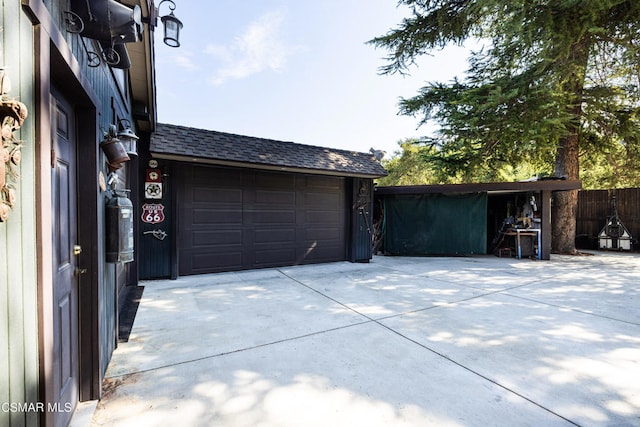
left=63, top=0, right=142, bottom=69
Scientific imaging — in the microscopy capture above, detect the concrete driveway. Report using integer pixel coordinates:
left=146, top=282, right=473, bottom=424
left=89, top=253, right=640, bottom=426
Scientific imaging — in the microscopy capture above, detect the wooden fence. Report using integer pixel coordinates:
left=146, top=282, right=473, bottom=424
left=576, top=188, right=640, bottom=249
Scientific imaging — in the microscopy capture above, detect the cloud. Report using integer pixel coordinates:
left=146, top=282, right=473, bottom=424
left=174, top=51, right=198, bottom=70
left=205, top=9, right=301, bottom=85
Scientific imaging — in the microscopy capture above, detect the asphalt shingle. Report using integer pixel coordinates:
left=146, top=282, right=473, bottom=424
left=150, top=123, right=387, bottom=178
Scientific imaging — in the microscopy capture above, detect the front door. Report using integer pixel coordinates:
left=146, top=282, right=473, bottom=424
left=51, top=90, right=79, bottom=426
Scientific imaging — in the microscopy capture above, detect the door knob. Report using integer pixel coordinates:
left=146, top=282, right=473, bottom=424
left=73, top=245, right=82, bottom=255
left=74, top=268, right=87, bottom=277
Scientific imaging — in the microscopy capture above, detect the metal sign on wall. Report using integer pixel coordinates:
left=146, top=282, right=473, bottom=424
left=142, top=166, right=165, bottom=223
left=141, top=203, right=165, bottom=224
left=144, top=168, right=163, bottom=199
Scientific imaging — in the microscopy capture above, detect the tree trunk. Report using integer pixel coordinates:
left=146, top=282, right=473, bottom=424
left=552, top=133, right=580, bottom=254
left=551, top=39, right=589, bottom=254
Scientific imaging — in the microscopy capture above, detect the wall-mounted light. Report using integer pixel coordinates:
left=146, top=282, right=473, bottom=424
left=117, top=119, right=139, bottom=157
left=155, top=0, right=182, bottom=47
left=157, top=0, right=183, bottom=47
left=65, top=0, right=184, bottom=68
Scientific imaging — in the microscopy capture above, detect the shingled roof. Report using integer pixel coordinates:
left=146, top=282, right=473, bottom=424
left=150, top=123, right=387, bottom=178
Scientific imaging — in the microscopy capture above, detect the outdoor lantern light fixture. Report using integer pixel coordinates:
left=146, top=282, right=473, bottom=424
left=64, top=0, right=184, bottom=69
left=117, top=119, right=139, bottom=156
left=100, top=124, right=130, bottom=170
left=157, top=0, right=183, bottom=47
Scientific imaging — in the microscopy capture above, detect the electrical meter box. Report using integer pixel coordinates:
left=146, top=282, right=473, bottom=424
left=106, top=191, right=134, bottom=263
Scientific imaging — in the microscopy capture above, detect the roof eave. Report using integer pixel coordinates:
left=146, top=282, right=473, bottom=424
left=375, top=180, right=582, bottom=195
left=150, top=152, right=388, bottom=179
left=123, top=0, right=156, bottom=133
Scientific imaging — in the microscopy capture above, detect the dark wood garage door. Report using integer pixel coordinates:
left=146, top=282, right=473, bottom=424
left=177, top=164, right=347, bottom=275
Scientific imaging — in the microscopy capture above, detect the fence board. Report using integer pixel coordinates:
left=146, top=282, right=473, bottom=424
left=576, top=188, right=639, bottom=249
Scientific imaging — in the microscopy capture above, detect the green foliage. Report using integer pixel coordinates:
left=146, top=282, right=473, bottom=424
left=579, top=39, right=640, bottom=188
left=377, top=139, right=551, bottom=186
left=369, top=0, right=640, bottom=185
left=580, top=133, right=640, bottom=189
left=376, top=139, right=439, bottom=186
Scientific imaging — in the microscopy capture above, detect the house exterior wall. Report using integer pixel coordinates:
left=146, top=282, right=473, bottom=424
left=0, top=3, right=39, bottom=427
left=2, top=1, right=153, bottom=425
left=348, top=178, right=375, bottom=262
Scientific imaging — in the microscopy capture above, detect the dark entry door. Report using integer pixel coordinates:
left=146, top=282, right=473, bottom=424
left=51, top=90, right=79, bottom=426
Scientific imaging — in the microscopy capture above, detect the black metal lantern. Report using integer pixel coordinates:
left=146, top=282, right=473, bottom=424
left=117, top=119, right=139, bottom=156
left=158, top=0, right=183, bottom=47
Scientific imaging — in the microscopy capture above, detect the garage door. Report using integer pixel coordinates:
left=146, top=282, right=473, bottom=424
left=177, top=164, right=347, bottom=275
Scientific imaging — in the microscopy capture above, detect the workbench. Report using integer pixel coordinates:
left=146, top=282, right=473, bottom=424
left=503, top=228, right=541, bottom=259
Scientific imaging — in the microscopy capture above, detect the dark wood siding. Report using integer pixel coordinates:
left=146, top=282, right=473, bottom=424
left=576, top=188, right=639, bottom=248
left=349, top=178, right=374, bottom=262
left=177, top=164, right=347, bottom=275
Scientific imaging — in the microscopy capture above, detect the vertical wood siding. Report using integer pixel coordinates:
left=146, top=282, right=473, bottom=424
left=43, top=1, right=135, bottom=376
left=1, top=1, right=140, bottom=423
left=0, top=2, right=39, bottom=427
left=576, top=188, right=640, bottom=249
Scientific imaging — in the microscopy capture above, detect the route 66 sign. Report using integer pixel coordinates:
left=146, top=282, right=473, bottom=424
left=141, top=203, right=165, bottom=224
left=144, top=182, right=163, bottom=199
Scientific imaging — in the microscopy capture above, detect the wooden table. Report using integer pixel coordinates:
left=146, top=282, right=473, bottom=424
left=503, top=228, right=541, bottom=259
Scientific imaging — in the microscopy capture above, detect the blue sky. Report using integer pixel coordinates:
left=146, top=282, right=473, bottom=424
left=154, top=1, right=470, bottom=158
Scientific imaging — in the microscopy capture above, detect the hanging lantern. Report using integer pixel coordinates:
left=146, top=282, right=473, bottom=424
left=117, top=119, right=139, bottom=156
left=158, top=0, right=183, bottom=47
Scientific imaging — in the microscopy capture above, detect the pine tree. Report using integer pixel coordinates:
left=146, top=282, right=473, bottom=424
left=370, top=0, right=640, bottom=253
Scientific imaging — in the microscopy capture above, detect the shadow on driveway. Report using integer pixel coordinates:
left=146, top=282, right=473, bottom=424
left=90, top=253, right=640, bottom=426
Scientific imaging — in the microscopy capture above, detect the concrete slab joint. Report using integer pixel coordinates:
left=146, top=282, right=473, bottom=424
left=88, top=253, right=640, bottom=427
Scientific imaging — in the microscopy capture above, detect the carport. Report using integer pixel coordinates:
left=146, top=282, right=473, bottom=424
left=375, top=180, right=582, bottom=259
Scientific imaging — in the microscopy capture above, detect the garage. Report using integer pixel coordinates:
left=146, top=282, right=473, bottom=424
left=140, top=124, right=387, bottom=278
left=176, top=164, right=347, bottom=274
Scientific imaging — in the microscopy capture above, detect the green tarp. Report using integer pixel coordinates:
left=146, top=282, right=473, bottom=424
left=383, top=193, right=488, bottom=255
